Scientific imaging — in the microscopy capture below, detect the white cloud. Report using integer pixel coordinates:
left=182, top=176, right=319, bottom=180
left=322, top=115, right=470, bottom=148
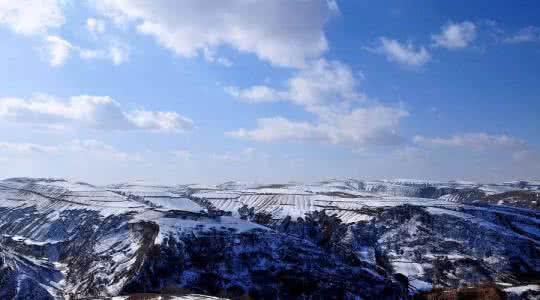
left=108, top=44, right=129, bottom=64
left=369, top=37, right=431, bottom=67
left=226, top=59, right=406, bottom=147
left=512, top=149, right=540, bottom=167
left=225, top=85, right=282, bottom=103
left=202, top=48, right=232, bottom=67
left=242, top=147, right=256, bottom=156
left=80, top=44, right=130, bottom=65
left=210, top=153, right=235, bottom=162
left=0, top=0, right=64, bottom=35
left=127, top=110, right=194, bottom=132
left=285, top=59, right=364, bottom=109
left=0, top=2, right=126, bottom=67
left=39, top=33, right=130, bottom=66
left=227, top=117, right=319, bottom=142
left=215, top=57, right=233, bottom=67
left=227, top=59, right=363, bottom=110
left=432, top=21, right=477, bottom=49
left=395, top=146, right=427, bottom=162
left=413, top=133, right=524, bottom=151
left=42, top=35, right=72, bottom=66
left=79, top=49, right=101, bottom=60
left=0, top=139, right=142, bottom=161
left=67, top=139, right=142, bottom=161
left=91, top=0, right=337, bottom=68
left=86, top=17, right=106, bottom=36
left=504, top=26, right=540, bottom=43
left=0, top=94, right=193, bottom=132
left=211, top=147, right=259, bottom=162
left=174, top=149, right=192, bottom=161
left=227, top=106, right=407, bottom=146
left=409, top=133, right=540, bottom=180
left=0, top=142, right=58, bottom=154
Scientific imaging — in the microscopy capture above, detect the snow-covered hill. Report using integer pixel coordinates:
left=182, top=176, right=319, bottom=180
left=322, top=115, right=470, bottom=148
left=0, top=177, right=538, bottom=299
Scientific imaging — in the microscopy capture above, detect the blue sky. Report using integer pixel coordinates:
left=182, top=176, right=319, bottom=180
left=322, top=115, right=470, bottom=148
left=0, top=0, right=538, bottom=184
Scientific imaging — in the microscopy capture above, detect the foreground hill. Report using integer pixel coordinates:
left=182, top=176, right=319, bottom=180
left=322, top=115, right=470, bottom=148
left=0, top=178, right=538, bottom=299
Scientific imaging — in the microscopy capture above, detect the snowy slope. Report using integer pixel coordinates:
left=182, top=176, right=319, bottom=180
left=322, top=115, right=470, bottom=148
left=0, top=177, right=538, bottom=299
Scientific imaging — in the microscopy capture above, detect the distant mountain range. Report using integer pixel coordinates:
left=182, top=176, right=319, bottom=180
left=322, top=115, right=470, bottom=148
left=0, top=177, right=538, bottom=299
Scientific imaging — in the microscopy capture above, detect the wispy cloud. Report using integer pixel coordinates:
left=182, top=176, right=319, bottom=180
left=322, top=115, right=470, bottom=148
left=173, top=149, right=192, bottom=161
left=225, top=86, right=282, bottom=103
left=0, top=139, right=142, bottom=161
left=211, top=147, right=260, bottom=162
left=367, top=37, right=431, bottom=67
left=86, top=17, right=106, bottom=37
left=504, top=26, right=540, bottom=43
left=0, top=142, right=58, bottom=154
left=413, top=133, right=524, bottom=151
left=41, top=35, right=72, bottom=66
left=42, top=35, right=130, bottom=66
left=68, top=139, right=143, bottom=161
left=432, top=21, right=477, bottom=49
